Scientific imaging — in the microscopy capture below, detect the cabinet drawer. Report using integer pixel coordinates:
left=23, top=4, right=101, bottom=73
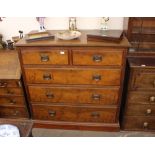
left=32, top=105, right=117, bottom=123
left=0, top=96, right=26, bottom=107
left=0, top=80, right=21, bottom=88
left=29, top=86, right=119, bottom=105
left=125, top=105, right=155, bottom=116
left=132, top=69, right=155, bottom=89
left=0, top=87, right=23, bottom=96
left=21, top=50, right=69, bottom=65
left=0, top=107, right=28, bottom=118
left=25, top=68, right=121, bottom=86
left=127, top=91, right=155, bottom=105
left=72, top=49, right=123, bottom=66
left=123, top=116, right=155, bottom=131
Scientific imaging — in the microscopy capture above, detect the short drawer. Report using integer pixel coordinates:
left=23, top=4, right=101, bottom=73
left=125, top=105, right=155, bottom=116
left=0, top=80, right=21, bottom=88
left=72, top=49, right=123, bottom=66
left=25, top=68, right=121, bottom=86
left=127, top=91, right=155, bottom=105
left=131, top=69, right=155, bottom=90
left=0, top=107, right=28, bottom=118
left=123, top=116, right=155, bottom=131
left=32, top=105, right=117, bottom=123
left=29, top=86, right=119, bottom=105
left=0, top=87, right=23, bottom=96
left=0, top=96, right=26, bottom=107
left=21, top=50, right=69, bottom=65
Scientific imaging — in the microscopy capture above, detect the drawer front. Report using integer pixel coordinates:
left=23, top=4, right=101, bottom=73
left=0, top=87, right=23, bottom=96
left=127, top=91, right=155, bottom=105
left=0, top=96, right=26, bottom=106
left=0, top=107, right=28, bottom=118
left=123, top=116, right=155, bottom=131
left=72, top=49, right=123, bottom=66
left=132, top=69, right=155, bottom=89
left=29, top=86, right=119, bottom=105
left=25, top=68, right=121, bottom=86
left=0, top=80, right=21, bottom=88
left=32, top=105, right=117, bottom=123
left=22, top=50, right=69, bottom=65
left=125, top=105, right=155, bottom=116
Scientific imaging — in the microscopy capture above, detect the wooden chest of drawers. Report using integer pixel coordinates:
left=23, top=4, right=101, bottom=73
left=16, top=30, right=129, bottom=131
left=122, top=57, right=155, bottom=131
left=0, top=52, right=29, bottom=119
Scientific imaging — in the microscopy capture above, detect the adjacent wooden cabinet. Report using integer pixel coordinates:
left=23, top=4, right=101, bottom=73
left=0, top=51, right=29, bottom=119
left=16, top=30, right=129, bottom=131
left=121, top=57, right=155, bottom=131
left=124, top=17, right=155, bottom=52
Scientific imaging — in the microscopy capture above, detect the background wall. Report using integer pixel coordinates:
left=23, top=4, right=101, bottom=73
left=0, top=17, right=124, bottom=41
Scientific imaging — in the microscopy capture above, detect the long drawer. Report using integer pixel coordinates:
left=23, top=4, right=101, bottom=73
left=25, top=68, right=121, bottom=86
left=28, top=86, right=119, bottom=105
left=131, top=69, right=155, bottom=90
left=0, top=87, right=23, bottom=96
left=21, top=50, right=69, bottom=65
left=127, top=91, right=155, bottom=105
left=0, top=96, right=26, bottom=107
left=32, top=104, right=117, bottom=123
left=72, top=49, right=123, bottom=66
left=123, top=116, right=155, bottom=131
left=125, top=105, right=155, bottom=116
left=0, top=80, right=21, bottom=88
left=0, top=107, right=28, bottom=118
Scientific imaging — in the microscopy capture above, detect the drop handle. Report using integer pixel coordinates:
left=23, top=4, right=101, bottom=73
left=48, top=111, right=56, bottom=117
left=92, top=94, right=101, bottom=100
left=150, top=96, right=155, bottom=102
left=93, top=55, right=102, bottom=62
left=91, top=112, right=100, bottom=118
left=43, top=74, right=52, bottom=80
left=40, top=54, right=49, bottom=62
left=7, top=90, right=14, bottom=95
left=46, top=93, right=54, bottom=99
left=143, top=122, right=148, bottom=129
left=0, top=82, right=7, bottom=88
left=92, top=75, right=101, bottom=81
left=9, top=99, right=16, bottom=105
left=146, top=109, right=152, bottom=115
left=12, top=110, right=19, bottom=116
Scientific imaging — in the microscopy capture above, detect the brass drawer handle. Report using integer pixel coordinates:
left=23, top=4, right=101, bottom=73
left=92, top=75, right=101, bottom=81
left=7, top=90, right=14, bottom=95
left=46, top=93, right=54, bottom=99
left=93, top=55, right=102, bottom=62
left=92, top=94, right=101, bottom=100
left=143, top=122, right=148, bottom=129
left=146, top=109, right=152, bottom=115
left=91, top=112, right=100, bottom=118
left=43, top=74, right=52, bottom=80
left=12, top=110, right=19, bottom=116
left=0, top=82, right=7, bottom=88
left=40, top=54, right=49, bottom=62
left=48, top=110, right=56, bottom=117
left=150, top=96, right=155, bottom=102
left=9, top=99, right=16, bottom=105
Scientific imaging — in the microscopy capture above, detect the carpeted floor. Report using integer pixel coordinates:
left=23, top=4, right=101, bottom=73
left=32, top=128, right=155, bottom=137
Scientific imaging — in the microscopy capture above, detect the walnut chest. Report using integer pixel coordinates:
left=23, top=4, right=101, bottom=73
left=122, top=57, right=155, bottom=131
left=16, top=30, right=130, bottom=131
left=0, top=51, right=29, bottom=119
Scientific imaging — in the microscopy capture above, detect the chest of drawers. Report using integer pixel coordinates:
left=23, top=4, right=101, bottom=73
left=0, top=51, right=29, bottom=119
left=122, top=57, right=155, bottom=131
left=16, top=30, right=129, bottom=131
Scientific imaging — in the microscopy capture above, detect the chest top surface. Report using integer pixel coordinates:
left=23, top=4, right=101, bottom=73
left=15, top=30, right=130, bottom=48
